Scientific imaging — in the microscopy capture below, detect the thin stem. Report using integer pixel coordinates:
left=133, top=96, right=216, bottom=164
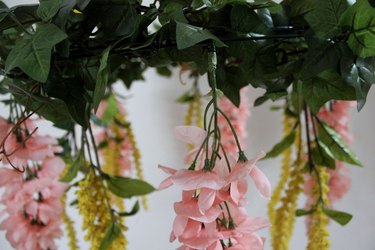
left=217, top=108, right=243, bottom=154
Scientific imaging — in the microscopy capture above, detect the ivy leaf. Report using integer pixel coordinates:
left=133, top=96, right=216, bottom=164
left=317, top=120, right=363, bottom=166
left=175, top=21, right=226, bottom=50
left=302, top=70, right=356, bottom=114
left=118, top=201, right=140, bottom=217
left=99, top=223, right=121, bottom=250
left=0, top=4, right=39, bottom=32
left=304, top=0, right=348, bottom=39
left=37, top=0, right=63, bottom=21
left=105, top=175, right=155, bottom=198
left=93, top=46, right=111, bottom=112
left=60, top=150, right=84, bottom=182
left=263, top=129, right=296, bottom=160
left=5, top=23, right=67, bottom=82
left=340, top=0, right=375, bottom=57
left=230, top=3, right=271, bottom=34
left=323, top=208, right=353, bottom=226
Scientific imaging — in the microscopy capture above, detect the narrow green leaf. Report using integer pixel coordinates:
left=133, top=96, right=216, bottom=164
left=37, top=0, right=63, bottom=21
left=118, top=201, right=140, bottom=217
left=263, top=129, right=296, bottom=160
left=5, top=23, right=67, bottom=82
left=93, top=46, right=111, bottom=112
left=175, top=21, right=226, bottom=50
left=323, top=208, right=353, bottom=226
left=176, top=91, right=195, bottom=103
left=296, top=209, right=314, bottom=217
left=102, top=95, right=118, bottom=123
left=99, top=223, right=121, bottom=250
left=105, top=175, right=155, bottom=198
left=317, top=120, right=363, bottom=166
left=60, top=151, right=84, bottom=182
left=311, top=140, right=336, bottom=169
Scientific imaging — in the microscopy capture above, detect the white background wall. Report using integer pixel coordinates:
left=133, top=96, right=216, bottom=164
left=1, top=1, right=375, bottom=250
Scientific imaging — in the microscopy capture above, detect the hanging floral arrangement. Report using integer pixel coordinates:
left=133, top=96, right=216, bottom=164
left=0, top=0, right=373, bottom=249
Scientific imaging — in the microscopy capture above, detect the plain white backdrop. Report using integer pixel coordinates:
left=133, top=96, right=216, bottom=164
left=1, top=1, right=375, bottom=249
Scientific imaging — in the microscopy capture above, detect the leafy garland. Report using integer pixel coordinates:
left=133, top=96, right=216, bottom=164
left=0, top=0, right=373, bottom=249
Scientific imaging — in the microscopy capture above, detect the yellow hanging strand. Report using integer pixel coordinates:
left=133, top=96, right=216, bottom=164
left=268, top=113, right=293, bottom=229
left=122, top=114, right=148, bottom=210
left=77, top=170, right=127, bottom=250
left=307, top=167, right=331, bottom=250
left=271, top=126, right=304, bottom=250
left=194, top=94, right=203, bottom=129
left=60, top=164, right=79, bottom=250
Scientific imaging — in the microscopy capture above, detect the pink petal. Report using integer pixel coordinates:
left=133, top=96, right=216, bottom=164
left=158, top=177, right=174, bottom=190
left=174, top=199, right=221, bottom=223
left=158, top=165, right=177, bottom=175
left=250, top=166, right=271, bottom=200
left=175, top=126, right=207, bottom=146
left=237, top=216, right=270, bottom=233
left=172, top=170, right=225, bottom=190
left=198, top=188, right=216, bottom=213
left=173, top=215, right=189, bottom=237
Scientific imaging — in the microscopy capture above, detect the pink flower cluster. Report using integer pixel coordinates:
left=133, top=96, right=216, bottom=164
left=159, top=126, right=271, bottom=250
left=305, top=101, right=354, bottom=206
left=0, top=117, right=68, bottom=250
left=218, top=88, right=250, bottom=155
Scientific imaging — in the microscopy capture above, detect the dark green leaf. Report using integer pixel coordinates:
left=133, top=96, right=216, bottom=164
left=93, top=46, right=111, bottom=112
left=156, top=66, right=172, bottom=77
left=302, top=70, right=356, bottom=113
left=60, top=151, right=84, bottom=182
left=37, top=0, right=64, bottom=21
left=105, top=175, right=155, bottom=198
left=317, top=120, right=362, bottom=166
left=0, top=4, right=40, bottom=32
left=340, top=0, right=375, bottom=57
left=311, top=140, right=336, bottom=169
left=296, top=209, right=314, bottom=217
left=118, top=201, right=140, bottom=217
left=323, top=208, right=353, bottom=226
left=263, top=129, right=296, bottom=159
left=304, top=0, right=348, bottom=39
left=175, top=21, right=226, bottom=50
left=230, top=3, right=271, bottom=34
left=5, top=23, right=67, bottom=82
left=99, top=223, right=122, bottom=250
left=100, top=4, right=137, bottom=37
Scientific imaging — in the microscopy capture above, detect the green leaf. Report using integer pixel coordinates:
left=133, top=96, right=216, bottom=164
left=60, top=151, right=84, bottom=182
left=302, top=70, right=356, bottom=113
left=340, top=0, right=375, bottom=57
left=100, top=4, right=137, bottom=37
left=105, top=175, right=155, bottom=198
left=317, top=120, right=363, bottom=166
left=5, top=23, right=67, bottom=82
left=175, top=21, right=227, bottom=50
left=311, top=140, right=336, bottom=169
left=304, top=0, right=348, bottom=39
left=0, top=4, right=40, bottom=32
left=99, top=223, right=122, bottom=250
left=296, top=209, right=314, bottom=217
left=230, top=3, right=271, bottom=34
left=176, top=91, right=195, bottom=103
left=37, top=0, right=63, bottom=21
left=156, top=66, right=172, bottom=77
left=93, top=47, right=111, bottom=112
left=263, top=129, right=296, bottom=160
left=118, top=201, right=140, bottom=217
left=101, top=95, right=118, bottom=123
left=323, top=208, right=353, bottom=226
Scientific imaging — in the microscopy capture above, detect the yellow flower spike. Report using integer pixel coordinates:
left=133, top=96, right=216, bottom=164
left=268, top=113, right=293, bottom=229
left=194, top=95, right=203, bottom=129
left=76, top=171, right=127, bottom=250
left=307, top=167, right=331, bottom=250
left=60, top=164, right=79, bottom=250
left=271, top=126, right=304, bottom=250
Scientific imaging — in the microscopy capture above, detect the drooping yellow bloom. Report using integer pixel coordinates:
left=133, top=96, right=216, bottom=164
left=268, top=113, right=294, bottom=228
left=184, top=93, right=203, bottom=149
left=271, top=126, right=304, bottom=250
left=307, top=167, right=331, bottom=250
left=77, top=171, right=127, bottom=250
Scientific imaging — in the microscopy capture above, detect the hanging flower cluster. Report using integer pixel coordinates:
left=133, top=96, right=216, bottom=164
left=0, top=116, right=68, bottom=250
left=159, top=46, right=271, bottom=250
